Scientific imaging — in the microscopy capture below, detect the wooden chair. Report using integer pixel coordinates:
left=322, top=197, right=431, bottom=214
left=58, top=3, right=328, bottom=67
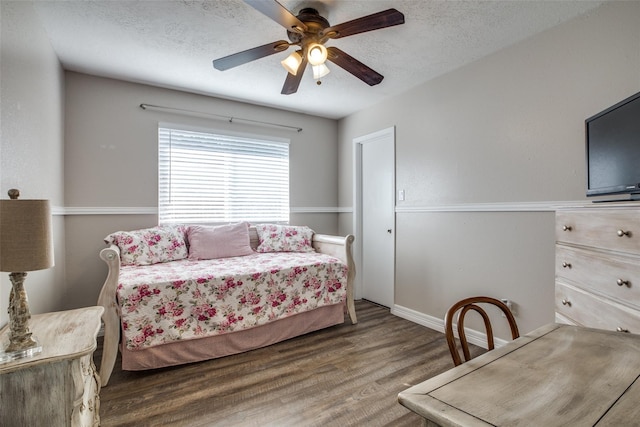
left=444, top=296, right=520, bottom=366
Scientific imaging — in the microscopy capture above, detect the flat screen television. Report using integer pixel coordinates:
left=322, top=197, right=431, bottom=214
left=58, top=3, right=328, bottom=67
left=586, top=90, right=640, bottom=201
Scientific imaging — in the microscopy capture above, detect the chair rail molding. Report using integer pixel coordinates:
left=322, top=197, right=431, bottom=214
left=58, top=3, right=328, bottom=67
left=395, top=200, right=593, bottom=213
left=55, top=206, right=350, bottom=215
left=55, top=200, right=615, bottom=216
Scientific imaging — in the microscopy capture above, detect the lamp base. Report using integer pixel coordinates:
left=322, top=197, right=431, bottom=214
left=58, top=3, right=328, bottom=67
left=1, top=272, right=42, bottom=363
left=0, top=336, right=42, bottom=363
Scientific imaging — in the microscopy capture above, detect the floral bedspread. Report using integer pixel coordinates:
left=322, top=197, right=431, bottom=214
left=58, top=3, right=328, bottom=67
left=117, top=252, right=348, bottom=350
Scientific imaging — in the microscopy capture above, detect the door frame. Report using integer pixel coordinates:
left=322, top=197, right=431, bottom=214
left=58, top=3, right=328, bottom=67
left=352, top=126, right=396, bottom=302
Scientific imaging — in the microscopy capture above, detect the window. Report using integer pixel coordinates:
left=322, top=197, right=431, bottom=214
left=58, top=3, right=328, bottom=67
left=159, top=126, right=289, bottom=224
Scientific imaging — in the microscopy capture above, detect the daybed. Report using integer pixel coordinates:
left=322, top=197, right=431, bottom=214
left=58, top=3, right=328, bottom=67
left=96, top=222, right=356, bottom=386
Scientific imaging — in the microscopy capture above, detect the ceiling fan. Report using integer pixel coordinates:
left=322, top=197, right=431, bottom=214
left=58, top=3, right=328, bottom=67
left=212, top=0, right=405, bottom=95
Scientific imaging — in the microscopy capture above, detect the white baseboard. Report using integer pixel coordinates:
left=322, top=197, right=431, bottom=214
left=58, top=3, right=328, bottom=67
left=391, top=304, right=443, bottom=331
left=391, top=304, right=507, bottom=350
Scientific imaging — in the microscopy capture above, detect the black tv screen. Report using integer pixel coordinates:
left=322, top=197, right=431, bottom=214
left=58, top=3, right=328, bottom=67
left=586, top=90, right=640, bottom=199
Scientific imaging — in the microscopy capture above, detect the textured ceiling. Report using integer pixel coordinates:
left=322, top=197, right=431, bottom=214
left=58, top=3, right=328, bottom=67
left=31, top=0, right=605, bottom=119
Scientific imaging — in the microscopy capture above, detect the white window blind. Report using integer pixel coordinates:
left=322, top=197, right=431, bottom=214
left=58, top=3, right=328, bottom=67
left=159, top=126, right=289, bottom=224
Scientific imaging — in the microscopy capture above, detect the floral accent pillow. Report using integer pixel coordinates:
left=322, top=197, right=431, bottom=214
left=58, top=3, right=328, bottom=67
left=255, top=224, right=315, bottom=253
left=104, top=225, right=188, bottom=266
left=187, top=222, right=254, bottom=260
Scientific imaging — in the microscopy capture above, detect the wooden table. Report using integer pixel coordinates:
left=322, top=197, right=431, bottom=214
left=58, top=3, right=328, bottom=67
left=398, top=323, right=640, bottom=426
left=0, top=306, right=103, bottom=427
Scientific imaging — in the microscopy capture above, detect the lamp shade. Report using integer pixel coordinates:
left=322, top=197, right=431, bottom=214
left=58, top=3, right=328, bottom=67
left=281, top=51, right=303, bottom=75
left=312, top=63, right=331, bottom=79
left=307, top=43, right=328, bottom=66
left=0, top=199, right=54, bottom=272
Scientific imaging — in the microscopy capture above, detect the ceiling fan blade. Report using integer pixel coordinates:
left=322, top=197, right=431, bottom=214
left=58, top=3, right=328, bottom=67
left=321, top=9, right=404, bottom=39
left=281, top=55, right=308, bottom=95
left=326, top=47, right=383, bottom=86
left=244, top=0, right=307, bottom=33
left=213, top=40, right=290, bottom=71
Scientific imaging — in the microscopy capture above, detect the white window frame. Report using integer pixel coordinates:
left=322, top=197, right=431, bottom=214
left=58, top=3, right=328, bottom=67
left=158, top=123, right=290, bottom=225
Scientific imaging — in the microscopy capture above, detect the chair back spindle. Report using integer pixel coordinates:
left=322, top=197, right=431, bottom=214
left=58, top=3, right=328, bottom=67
left=445, top=296, right=519, bottom=366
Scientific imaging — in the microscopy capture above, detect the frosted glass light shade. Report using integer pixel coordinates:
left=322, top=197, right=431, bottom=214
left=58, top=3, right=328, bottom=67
left=312, top=63, right=330, bottom=79
left=307, top=44, right=328, bottom=66
left=281, top=51, right=303, bottom=75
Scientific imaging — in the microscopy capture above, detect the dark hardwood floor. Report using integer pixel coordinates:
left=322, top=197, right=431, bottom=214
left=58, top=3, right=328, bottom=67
left=95, top=300, right=481, bottom=426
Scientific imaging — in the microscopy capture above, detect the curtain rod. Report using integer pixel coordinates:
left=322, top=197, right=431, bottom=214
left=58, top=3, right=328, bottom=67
left=139, top=104, right=303, bottom=133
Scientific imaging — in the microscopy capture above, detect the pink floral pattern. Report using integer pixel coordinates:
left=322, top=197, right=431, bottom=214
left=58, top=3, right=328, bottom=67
left=255, top=224, right=315, bottom=253
left=105, top=225, right=188, bottom=266
left=117, top=252, right=347, bottom=350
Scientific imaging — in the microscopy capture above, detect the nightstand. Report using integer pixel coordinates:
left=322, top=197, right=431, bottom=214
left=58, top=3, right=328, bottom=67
left=0, top=306, right=103, bottom=426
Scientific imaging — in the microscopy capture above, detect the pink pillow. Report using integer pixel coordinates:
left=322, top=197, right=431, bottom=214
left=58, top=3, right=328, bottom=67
left=255, top=224, right=315, bottom=253
left=187, top=222, right=254, bottom=260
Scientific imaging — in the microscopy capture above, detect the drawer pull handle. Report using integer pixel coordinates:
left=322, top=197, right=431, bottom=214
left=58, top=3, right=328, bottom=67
left=617, top=229, right=631, bottom=237
left=616, top=327, right=630, bottom=333
left=617, top=279, right=630, bottom=287
left=561, top=299, right=571, bottom=306
left=562, top=262, right=572, bottom=268
left=562, top=225, right=572, bottom=232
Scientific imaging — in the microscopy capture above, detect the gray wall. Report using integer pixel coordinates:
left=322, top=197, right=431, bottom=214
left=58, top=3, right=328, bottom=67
left=2, top=1, right=639, bottom=341
left=337, top=1, right=640, bottom=338
left=1, top=4, right=341, bottom=319
left=0, top=1, right=66, bottom=327
left=63, top=73, right=340, bottom=310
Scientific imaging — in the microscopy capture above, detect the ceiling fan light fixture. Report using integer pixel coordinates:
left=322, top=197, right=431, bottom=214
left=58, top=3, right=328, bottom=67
left=213, top=2, right=405, bottom=94
left=312, top=63, right=330, bottom=80
left=307, top=43, right=328, bottom=66
left=281, top=51, right=303, bottom=75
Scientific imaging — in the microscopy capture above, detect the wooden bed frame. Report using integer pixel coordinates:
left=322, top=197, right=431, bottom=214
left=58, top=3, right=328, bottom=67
left=97, top=227, right=357, bottom=386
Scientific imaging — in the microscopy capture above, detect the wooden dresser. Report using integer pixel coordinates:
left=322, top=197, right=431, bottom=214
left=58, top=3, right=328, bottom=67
left=0, top=306, right=103, bottom=426
left=555, top=206, right=640, bottom=333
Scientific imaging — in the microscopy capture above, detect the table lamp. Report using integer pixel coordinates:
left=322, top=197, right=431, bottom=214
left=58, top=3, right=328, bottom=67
left=0, top=189, right=54, bottom=362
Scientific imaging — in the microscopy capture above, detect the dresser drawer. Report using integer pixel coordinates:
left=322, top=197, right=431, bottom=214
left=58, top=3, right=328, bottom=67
left=556, top=245, right=640, bottom=306
left=556, top=210, right=640, bottom=253
left=555, top=282, right=640, bottom=333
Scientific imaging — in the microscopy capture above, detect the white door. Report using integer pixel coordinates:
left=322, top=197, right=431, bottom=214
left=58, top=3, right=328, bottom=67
left=360, top=129, right=395, bottom=308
